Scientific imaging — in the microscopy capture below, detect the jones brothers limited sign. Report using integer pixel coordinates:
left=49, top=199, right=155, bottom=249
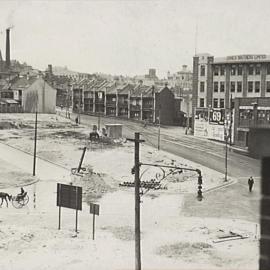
left=226, top=54, right=268, bottom=61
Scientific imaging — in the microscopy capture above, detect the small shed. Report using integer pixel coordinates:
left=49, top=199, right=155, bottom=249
left=105, top=124, right=123, bottom=139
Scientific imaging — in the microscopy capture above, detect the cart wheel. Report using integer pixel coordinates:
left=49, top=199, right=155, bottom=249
left=22, top=194, right=29, bottom=206
left=12, top=197, right=23, bottom=209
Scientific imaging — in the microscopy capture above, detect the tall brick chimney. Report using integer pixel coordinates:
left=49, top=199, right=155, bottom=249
left=6, top=28, right=11, bottom=69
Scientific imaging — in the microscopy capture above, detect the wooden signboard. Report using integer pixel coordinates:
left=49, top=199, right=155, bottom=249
left=90, top=203, right=100, bottom=216
left=57, top=183, right=82, bottom=210
left=90, top=203, right=100, bottom=240
left=57, top=183, right=82, bottom=232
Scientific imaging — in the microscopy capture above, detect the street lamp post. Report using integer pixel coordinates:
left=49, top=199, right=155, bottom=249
left=157, top=107, right=161, bottom=150
left=127, top=132, right=204, bottom=270
left=33, top=109, right=38, bottom=176
left=224, top=128, right=228, bottom=182
left=98, top=102, right=101, bottom=131
left=183, top=88, right=190, bottom=135
left=98, top=91, right=103, bottom=131
left=66, top=84, right=71, bottom=119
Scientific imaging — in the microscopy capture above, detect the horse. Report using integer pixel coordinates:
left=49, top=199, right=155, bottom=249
left=0, top=192, right=12, bottom=207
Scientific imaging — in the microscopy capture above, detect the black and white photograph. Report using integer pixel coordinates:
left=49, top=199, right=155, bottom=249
left=0, top=1, right=269, bottom=270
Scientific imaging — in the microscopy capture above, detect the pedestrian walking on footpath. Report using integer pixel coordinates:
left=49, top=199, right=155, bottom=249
left=248, top=176, right=254, bottom=192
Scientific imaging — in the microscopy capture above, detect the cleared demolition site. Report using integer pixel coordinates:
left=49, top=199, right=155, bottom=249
left=0, top=113, right=258, bottom=270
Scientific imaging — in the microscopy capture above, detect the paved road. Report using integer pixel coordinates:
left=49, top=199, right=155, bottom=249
left=59, top=110, right=260, bottom=179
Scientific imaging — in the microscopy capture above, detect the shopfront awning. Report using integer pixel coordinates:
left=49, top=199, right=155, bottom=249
left=4, top=99, right=19, bottom=104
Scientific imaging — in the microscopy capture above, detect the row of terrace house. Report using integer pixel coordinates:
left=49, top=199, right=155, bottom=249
left=70, top=80, right=176, bottom=125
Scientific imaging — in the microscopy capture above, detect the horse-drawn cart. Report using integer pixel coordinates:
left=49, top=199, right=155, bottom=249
left=11, top=192, right=29, bottom=208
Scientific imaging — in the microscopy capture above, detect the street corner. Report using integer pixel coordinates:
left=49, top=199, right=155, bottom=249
left=203, top=176, right=238, bottom=194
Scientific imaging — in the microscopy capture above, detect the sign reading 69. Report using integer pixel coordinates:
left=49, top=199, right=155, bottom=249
left=209, top=109, right=225, bottom=125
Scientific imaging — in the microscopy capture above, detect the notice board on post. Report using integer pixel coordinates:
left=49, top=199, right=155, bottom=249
left=90, top=203, right=100, bottom=216
left=57, top=183, right=82, bottom=211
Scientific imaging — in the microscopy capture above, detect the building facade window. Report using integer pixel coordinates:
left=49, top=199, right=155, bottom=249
left=220, top=98, right=225, bottom=108
left=237, top=65, right=243, bottom=76
left=237, top=81, right=242, bottom=92
left=199, top=98, right=204, bottom=108
left=230, top=81, right=235, bottom=92
left=220, top=82, right=225, bottom=92
left=248, top=65, right=254, bottom=75
left=200, top=81, right=205, bottom=92
left=267, top=64, right=270, bottom=75
left=220, top=66, right=225, bottom=76
left=248, top=81, right=253, bottom=92
left=240, top=109, right=254, bottom=120
left=267, top=81, right=270, bottom=92
left=214, top=66, right=219, bottom=76
left=200, top=65, right=205, bottom=76
left=214, top=82, right=219, bottom=92
left=231, top=100, right=235, bottom=109
left=231, top=66, right=236, bottom=76
left=255, top=81, right=260, bottom=93
left=255, top=65, right=261, bottom=75
left=213, top=98, right=218, bottom=108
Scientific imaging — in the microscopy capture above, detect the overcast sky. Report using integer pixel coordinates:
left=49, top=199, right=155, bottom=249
left=0, top=0, right=270, bottom=78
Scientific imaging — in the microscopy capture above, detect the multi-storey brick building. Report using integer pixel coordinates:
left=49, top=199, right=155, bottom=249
left=192, top=53, right=270, bottom=146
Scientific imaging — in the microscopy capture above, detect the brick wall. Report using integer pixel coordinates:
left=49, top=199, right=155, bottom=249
left=206, top=56, right=214, bottom=107
left=225, top=65, right=231, bottom=109
left=260, top=157, right=270, bottom=270
left=236, top=97, right=270, bottom=107
left=249, top=128, right=270, bottom=158
left=156, top=87, right=175, bottom=125
left=234, top=98, right=270, bottom=147
left=261, top=64, right=267, bottom=97
left=243, top=64, right=248, bottom=97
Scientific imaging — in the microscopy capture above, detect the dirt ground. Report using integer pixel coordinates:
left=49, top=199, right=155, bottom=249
left=0, top=113, right=259, bottom=270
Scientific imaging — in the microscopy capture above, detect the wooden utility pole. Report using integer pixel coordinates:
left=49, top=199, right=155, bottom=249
left=98, top=99, right=101, bottom=131
left=78, top=89, right=81, bottom=124
left=158, top=105, right=161, bottom=150
left=225, top=131, right=228, bottom=182
left=77, top=146, right=87, bottom=173
left=33, top=110, right=38, bottom=176
left=229, top=94, right=233, bottom=146
left=127, top=133, right=145, bottom=270
left=186, top=94, right=190, bottom=131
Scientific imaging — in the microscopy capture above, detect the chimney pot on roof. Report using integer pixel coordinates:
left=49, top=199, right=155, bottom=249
left=182, top=65, right=187, bottom=71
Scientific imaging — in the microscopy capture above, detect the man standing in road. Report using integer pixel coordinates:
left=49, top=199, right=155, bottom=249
left=248, top=176, right=254, bottom=192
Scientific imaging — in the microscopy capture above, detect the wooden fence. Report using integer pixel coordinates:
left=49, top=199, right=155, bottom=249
left=0, top=105, right=24, bottom=113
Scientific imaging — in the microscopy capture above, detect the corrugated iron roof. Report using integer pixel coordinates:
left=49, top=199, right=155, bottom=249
left=10, top=76, right=37, bottom=89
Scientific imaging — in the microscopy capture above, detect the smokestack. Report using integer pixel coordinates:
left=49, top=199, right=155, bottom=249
left=48, top=64, right=53, bottom=75
left=6, top=28, right=11, bottom=69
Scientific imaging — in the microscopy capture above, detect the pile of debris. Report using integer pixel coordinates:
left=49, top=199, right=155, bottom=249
left=213, top=230, right=249, bottom=243
left=119, top=179, right=167, bottom=190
